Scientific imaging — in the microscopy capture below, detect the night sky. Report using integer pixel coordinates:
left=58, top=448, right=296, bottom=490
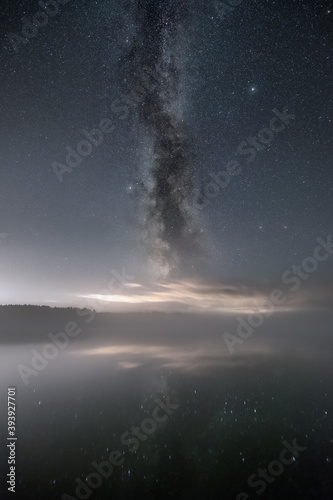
left=0, top=0, right=332, bottom=309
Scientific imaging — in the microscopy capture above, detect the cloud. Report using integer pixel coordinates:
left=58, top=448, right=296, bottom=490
left=80, top=277, right=333, bottom=314
left=80, top=278, right=283, bottom=313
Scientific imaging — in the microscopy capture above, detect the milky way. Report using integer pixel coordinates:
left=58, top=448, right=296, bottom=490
left=122, top=0, right=203, bottom=279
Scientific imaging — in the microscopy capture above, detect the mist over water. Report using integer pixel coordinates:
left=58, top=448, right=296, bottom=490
left=1, top=307, right=333, bottom=499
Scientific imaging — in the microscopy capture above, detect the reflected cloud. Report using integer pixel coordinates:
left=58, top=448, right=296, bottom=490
left=70, top=341, right=279, bottom=372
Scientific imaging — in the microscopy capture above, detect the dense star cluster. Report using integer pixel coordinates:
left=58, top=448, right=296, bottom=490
left=121, top=0, right=203, bottom=278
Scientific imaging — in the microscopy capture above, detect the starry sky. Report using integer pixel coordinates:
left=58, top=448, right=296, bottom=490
left=0, top=0, right=332, bottom=310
